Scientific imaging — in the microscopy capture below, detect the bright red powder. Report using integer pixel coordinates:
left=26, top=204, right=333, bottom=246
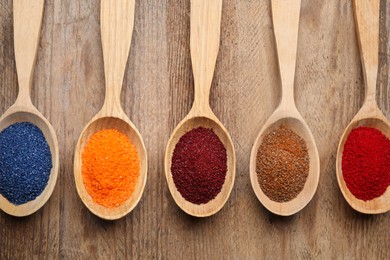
left=171, top=127, right=227, bottom=204
left=342, top=126, right=390, bottom=201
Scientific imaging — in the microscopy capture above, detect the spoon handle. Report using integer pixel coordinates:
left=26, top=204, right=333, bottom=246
left=190, top=0, right=222, bottom=111
left=272, top=0, right=301, bottom=107
left=354, top=0, right=379, bottom=104
left=101, top=0, right=135, bottom=108
left=13, top=0, right=44, bottom=105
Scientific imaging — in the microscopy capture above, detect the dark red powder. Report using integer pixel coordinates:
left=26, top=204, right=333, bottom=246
left=342, top=126, right=390, bottom=201
left=171, top=127, right=227, bottom=204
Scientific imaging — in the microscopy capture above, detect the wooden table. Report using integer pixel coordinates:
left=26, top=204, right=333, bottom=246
left=1, top=0, right=389, bottom=258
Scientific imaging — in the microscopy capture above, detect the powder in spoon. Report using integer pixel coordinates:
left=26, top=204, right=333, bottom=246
left=82, top=129, right=140, bottom=208
left=171, top=127, right=227, bottom=204
left=0, top=122, right=52, bottom=205
left=342, top=126, right=390, bottom=201
left=256, top=125, right=309, bottom=202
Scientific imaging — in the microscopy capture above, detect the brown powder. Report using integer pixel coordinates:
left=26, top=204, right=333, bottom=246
left=256, top=125, right=309, bottom=202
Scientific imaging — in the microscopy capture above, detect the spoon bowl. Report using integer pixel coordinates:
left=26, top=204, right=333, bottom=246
left=336, top=109, right=390, bottom=213
left=74, top=115, right=147, bottom=220
left=336, top=0, right=390, bottom=214
left=165, top=114, right=235, bottom=217
left=0, top=109, right=59, bottom=216
left=250, top=112, right=320, bottom=216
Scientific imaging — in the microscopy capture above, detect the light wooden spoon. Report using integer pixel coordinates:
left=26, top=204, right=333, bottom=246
left=249, top=0, right=320, bottom=216
left=0, top=0, right=59, bottom=217
left=336, top=0, right=390, bottom=214
left=164, top=0, right=235, bottom=217
left=74, top=0, right=147, bottom=220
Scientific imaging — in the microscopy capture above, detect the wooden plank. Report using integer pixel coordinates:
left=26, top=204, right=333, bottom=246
left=0, top=0, right=389, bottom=258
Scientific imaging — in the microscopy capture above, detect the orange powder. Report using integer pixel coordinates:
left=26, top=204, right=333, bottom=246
left=82, top=129, right=140, bottom=208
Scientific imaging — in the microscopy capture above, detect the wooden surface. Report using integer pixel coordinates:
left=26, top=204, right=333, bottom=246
left=0, top=0, right=389, bottom=258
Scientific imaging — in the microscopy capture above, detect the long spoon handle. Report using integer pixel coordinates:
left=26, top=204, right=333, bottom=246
left=272, top=0, right=301, bottom=107
left=354, top=0, right=379, bottom=104
left=13, top=0, right=44, bottom=105
left=190, top=0, right=222, bottom=111
left=101, top=0, right=135, bottom=109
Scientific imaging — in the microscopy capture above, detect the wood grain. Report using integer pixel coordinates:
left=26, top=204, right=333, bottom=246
left=1, top=0, right=389, bottom=258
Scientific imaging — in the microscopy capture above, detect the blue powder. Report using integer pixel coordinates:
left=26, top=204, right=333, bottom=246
left=0, top=122, right=52, bottom=205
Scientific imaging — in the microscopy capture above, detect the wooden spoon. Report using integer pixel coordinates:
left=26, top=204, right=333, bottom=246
left=164, top=0, right=235, bottom=217
left=336, top=0, right=390, bottom=214
left=249, top=0, right=320, bottom=216
left=74, top=0, right=147, bottom=220
left=0, top=0, right=59, bottom=217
